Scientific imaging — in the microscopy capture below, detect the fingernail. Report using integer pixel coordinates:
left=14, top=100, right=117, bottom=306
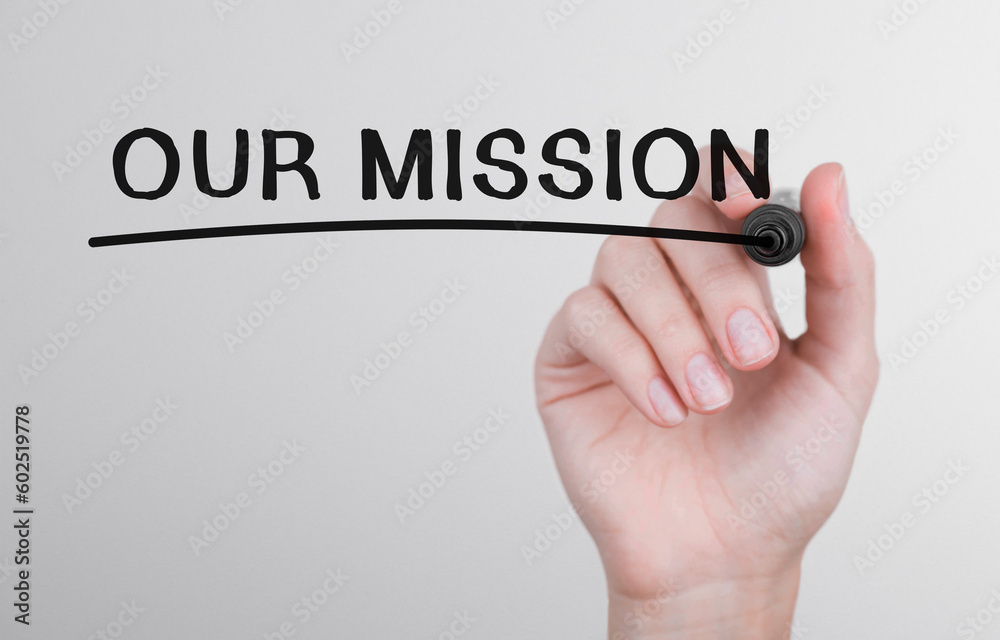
left=648, top=376, right=687, bottom=426
left=727, top=308, right=775, bottom=366
left=686, top=353, right=731, bottom=410
left=839, top=169, right=853, bottom=227
left=726, top=168, right=751, bottom=198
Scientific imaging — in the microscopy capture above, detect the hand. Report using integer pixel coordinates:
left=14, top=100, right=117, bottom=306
left=534, top=149, right=878, bottom=639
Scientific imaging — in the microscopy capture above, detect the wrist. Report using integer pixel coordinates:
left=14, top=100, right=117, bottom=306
left=607, top=559, right=802, bottom=640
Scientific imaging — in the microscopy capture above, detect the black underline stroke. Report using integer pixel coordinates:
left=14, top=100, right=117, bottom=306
left=88, top=219, right=771, bottom=248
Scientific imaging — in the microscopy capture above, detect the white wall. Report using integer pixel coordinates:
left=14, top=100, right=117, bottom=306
left=2, top=0, right=998, bottom=637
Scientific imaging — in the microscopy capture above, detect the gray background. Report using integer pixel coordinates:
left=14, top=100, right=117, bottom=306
left=2, top=0, right=999, bottom=638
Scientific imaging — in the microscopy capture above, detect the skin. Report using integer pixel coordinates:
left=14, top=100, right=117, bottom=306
left=534, top=148, right=879, bottom=639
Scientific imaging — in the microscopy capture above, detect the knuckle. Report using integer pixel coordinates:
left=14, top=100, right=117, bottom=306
left=563, top=286, right=607, bottom=322
left=595, top=236, right=619, bottom=263
left=607, top=333, right=642, bottom=360
left=695, top=259, right=748, bottom=296
left=651, top=199, right=686, bottom=228
left=653, top=307, right=695, bottom=344
left=596, top=236, right=644, bottom=273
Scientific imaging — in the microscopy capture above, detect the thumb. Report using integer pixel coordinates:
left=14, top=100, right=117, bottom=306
left=795, top=163, right=879, bottom=411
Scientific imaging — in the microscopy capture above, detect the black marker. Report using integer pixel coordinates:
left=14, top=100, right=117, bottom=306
left=741, top=189, right=806, bottom=267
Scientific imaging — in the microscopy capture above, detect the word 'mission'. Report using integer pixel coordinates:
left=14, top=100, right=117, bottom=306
left=110, top=128, right=770, bottom=203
